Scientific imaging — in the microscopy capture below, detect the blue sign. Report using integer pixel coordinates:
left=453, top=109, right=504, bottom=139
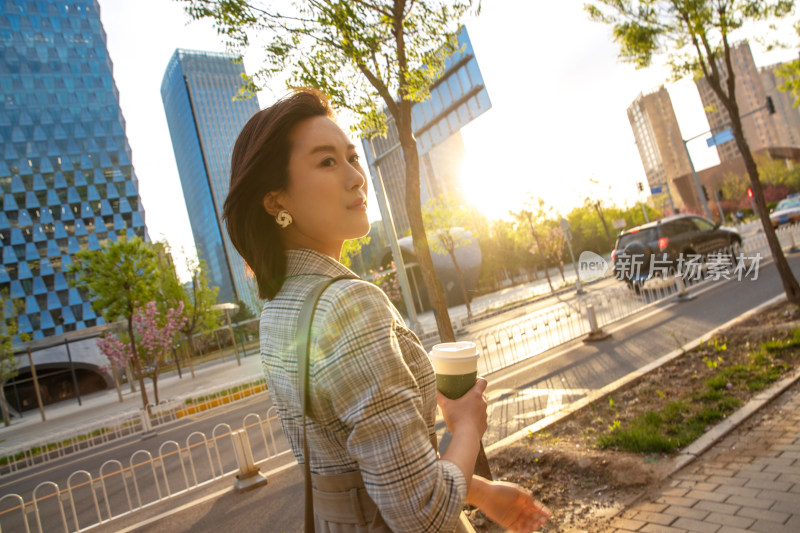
left=706, top=128, right=734, bottom=147
left=650, top=186, right=663, bottom=195
left=411, top=26, right=492, bottom=154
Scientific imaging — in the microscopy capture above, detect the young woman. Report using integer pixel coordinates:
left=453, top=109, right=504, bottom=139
left=225, top=89, right=550, bottom=532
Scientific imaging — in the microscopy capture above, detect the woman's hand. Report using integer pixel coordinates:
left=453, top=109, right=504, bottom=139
left=436, top=377, right=488, bottom=440
left=470, top=480, right=551, bottom=533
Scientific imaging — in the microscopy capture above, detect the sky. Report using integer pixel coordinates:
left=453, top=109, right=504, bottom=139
left=96, top=0, right=799, bottom=279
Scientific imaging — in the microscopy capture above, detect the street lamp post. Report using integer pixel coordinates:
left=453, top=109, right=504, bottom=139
left=682, top=139, right=713, bottom=219
left=212, top=303, right=241, bottom=367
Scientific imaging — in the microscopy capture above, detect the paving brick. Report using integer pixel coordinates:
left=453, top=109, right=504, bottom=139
left=776, top=472, right=800, bottom=485
left=749, top=519, right=800, bottom=533
left=611, top=517, right=646, bottom=531
left=663, top=505, right=709, bottom=521
left=724, top=495, right=773, bottom=509
left=685, top=490, right=728, bottom=502
left=661, top=487, right=690, bottom=498
left=715, top=527, right=750, bottom=533
left=734, top=470, right=778, bottom=481
left=703, top=512, right=754, bottom=529
left=693, top=500, right=741, bottom=515
left=692, top=482, right=720, bottom=491
left=736, top=505, right=790, bottom=524
left=637, top=502, right=669, bottom=513
left=784, top=514, right=800, bottom=530
left=769, top=498, right=800, bottom=514
left=631, top=511, right=676, bottom=526
left=705, top=475, right=747, bottom=487
left=656, top=495, right=700, bottom=508
left=756, top=488, right=800, bottom=503
left=716, top=485, right=760, bottom=499
left=671, top=516, right=721, bottom=532
left=744, top=477, right=793, bottom=491
left=640, top=525, right=686, bottom=533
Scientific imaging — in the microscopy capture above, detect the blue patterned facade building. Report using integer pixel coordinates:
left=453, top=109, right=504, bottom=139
left=0, top=0, right=148, bottom=340
left=160, top=49, right=259, bottom=313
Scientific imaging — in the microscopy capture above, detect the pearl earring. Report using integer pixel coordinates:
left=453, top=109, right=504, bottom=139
left=275, top=210, right=293, bottom=228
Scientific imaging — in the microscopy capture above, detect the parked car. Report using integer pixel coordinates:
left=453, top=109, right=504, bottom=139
left=769, top=194, right=800, bottom=228
left=612, top=214, right=742, bottom=288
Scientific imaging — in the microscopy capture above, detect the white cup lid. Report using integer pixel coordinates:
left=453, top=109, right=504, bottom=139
left=431, top=341, right=478, bottom=358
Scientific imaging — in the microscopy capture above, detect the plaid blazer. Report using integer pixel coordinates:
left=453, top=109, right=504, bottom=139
left=260, top=249, right=466, bottom=532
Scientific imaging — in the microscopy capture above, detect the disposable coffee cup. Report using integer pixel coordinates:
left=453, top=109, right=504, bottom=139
left=429, top=341, right=479, bottom=399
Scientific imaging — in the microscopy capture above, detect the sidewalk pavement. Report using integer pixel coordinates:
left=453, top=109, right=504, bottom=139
left=606, top=377, right=800, bottom=533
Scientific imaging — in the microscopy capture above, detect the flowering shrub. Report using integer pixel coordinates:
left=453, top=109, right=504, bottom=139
left=368, top=262, right=405, bottom=312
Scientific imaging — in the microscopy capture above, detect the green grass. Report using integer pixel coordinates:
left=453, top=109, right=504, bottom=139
left=594, top=326, right=798, bottom=455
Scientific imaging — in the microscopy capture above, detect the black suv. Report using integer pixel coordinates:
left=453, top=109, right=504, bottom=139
left=612, top=214, right=742, bottom=287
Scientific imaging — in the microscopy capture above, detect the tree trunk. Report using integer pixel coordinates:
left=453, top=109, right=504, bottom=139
left=0, top=388, right=11, bottom=427
left=112, top=367, right=123, bottom=403
left=128, top=318, right=149, bottom=408
left=734, top=129, right=800, bottom=304
left=396, top=103, right=455, bottom=342
left=183, top=331, right=197, bottom=359
left=594, top=202, right=612, bottom=246
left=448, top=249, right=472, bottom=318
left=532, top=233, right=554, bottom=292
left=152, top=375, right=159, bottom=405
left=557, top=262, right=566, bottom=283
left=715, top=74, right=800, bottom=305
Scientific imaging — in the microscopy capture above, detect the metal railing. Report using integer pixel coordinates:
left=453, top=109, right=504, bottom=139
left=468, top=222, right=793, bottom=375
left=0, top=376, right=269, bottom=477
left=0, top=407, right=282, bottom=533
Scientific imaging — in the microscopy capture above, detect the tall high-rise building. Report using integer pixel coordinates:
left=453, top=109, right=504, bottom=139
left=160, top=50, right=260, bottom=313
left=0, top=0, right=148, bottom=340
left=696, top=41, right=783, bottom=162
left=362, top=27, right=490, bottom=237
left=627, top=87, right=691, bottom=209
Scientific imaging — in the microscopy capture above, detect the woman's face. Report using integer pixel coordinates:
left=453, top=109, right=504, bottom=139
left=265, top=115, right=370, bottom=258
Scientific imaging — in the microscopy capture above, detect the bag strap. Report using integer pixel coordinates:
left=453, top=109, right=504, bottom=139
left=297, top=275, right=356, bottom=533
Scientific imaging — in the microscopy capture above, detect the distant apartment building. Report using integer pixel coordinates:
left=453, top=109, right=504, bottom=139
left=0, top=0, right=148, bottom=340
left=160, top=50, right=260, bottom=313
left=760, top=62, right=800, bottom=148
left=695, top=41, right=799, bottom=162
left=627, top=87, right=690, bottom=211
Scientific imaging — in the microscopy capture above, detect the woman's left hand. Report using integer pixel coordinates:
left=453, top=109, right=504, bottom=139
left=475, top=480, right=551, bottom=532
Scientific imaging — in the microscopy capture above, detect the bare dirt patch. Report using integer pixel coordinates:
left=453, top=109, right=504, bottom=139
left=469, top=300, right=800, bottom=532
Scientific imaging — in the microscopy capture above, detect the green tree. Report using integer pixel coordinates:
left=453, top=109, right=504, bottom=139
left=177, top=257, right=220, bottom=359
left=586, top=0, right=800, bottom=304
left=512, top=197, right=556, bottom=293
left=0, top=291, right=26, bottom=427
left=777, top=20, right=800, bottom=104
left=68, top=237, right=160, bottom=408
left=180, top=0, right=477, bottom=342
left=423, top=195, right=474, bottom=317
left=340, top=236, right=372, bottom=273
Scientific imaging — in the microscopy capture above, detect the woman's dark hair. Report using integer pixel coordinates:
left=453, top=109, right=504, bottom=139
left=225, top=89, right=334, bottom=300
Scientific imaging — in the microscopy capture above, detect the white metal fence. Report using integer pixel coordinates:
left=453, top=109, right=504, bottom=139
left=0, top=376, right=268, bottom=477
left=468, top=222, right=795, bottom=375
left=0, top=406, right=283, bottom=533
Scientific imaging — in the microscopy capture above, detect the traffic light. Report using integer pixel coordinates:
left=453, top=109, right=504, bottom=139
left=747, top=188, right=753, bottom=199
left=766, top=96, right=775, bottom=115
left=702, top=185, right=709, bottom=201
left=717, top=189, right=724, bottom=200
left=637, top=182, right=643, bottom=192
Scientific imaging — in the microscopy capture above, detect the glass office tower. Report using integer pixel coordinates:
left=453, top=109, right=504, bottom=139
left=161, top=49, right=259, bottom=313
left=0, top=0, right=148, bottom=340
